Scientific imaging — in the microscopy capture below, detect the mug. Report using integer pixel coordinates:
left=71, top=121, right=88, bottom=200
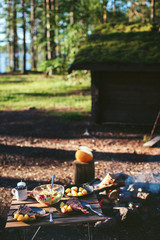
left=11, top=181, right=27, bottom=201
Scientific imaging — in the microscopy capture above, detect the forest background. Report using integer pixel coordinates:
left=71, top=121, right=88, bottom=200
left=0, top=0, right=160, bottom=75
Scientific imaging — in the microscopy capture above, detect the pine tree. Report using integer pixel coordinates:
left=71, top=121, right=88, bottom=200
left=31, top=0, right=37, bottom=70
left=151, top=0, right=156, bottom=23
left=6, top=0, right=12, bottom=71
left=21, top=0, right=26, bottom=74
left=12, top=0, right=19, bottom=71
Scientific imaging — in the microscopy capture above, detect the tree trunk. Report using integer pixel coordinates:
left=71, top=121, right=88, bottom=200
left=129, top=2, right=135, bottom=22
left=50, top=0, right=56, bottom=60
left=70, top=4, right=74, bottom=25
left=142, top=1, right=146, bottom=23
left=55, top=0, right=59, bottom=58
left=46, top=0, right=56, bottom=75
left=151, top=0, right=156, bottom=23
left=13, top=0, right=19, bottom=72
left=31, top=0, right=37, bottom=70
left=73, top=160, right=95, bottom=185
left=113, top=0, right=116, bottom=13
left=7, top=0, right=12, bottom=71
left=21, top=0, right=26, bottom=74
left=46, top=0, right=52, bottom=75
left=43, top=0, right=48, bottom=62
left=70, top=11, right=74, bottom=24
left=103, top=0, right=108, bottom=23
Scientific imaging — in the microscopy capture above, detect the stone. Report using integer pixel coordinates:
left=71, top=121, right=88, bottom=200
left=119, top=191, right=132, bottom=203
left=94, top=216, right=117, bottom=230
left=137, top=192, right=150, bottom=200
left=108, top=189, right=119, bottom=200
left=116, top=207, right=142, bottom=226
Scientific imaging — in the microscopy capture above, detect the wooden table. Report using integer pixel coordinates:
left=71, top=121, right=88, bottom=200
left=5, top=192, right=106, bottom=240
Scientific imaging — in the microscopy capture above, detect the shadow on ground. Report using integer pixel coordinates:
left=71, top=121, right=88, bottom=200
left=0, top=109, right=157, bottom=140
left=0, top=143, right=160, bottom=165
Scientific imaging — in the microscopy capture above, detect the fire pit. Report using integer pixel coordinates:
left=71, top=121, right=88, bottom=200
left=94, top=173, right=160, bottom=229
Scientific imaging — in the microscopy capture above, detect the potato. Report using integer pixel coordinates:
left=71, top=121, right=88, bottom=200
left=71, top=190, right=78, bottom=196
left=65, top=188, right=71, bottom=193
left=71, top=186, right=78, bottom=192
left=67, top=205, right=72, bottom=212
left=67, top=192, right=72, bottom=197
left=23, top=214, right=29, bottom=221
left=60, top=202, right=65, bottom=208
left=14, top=213, right=19, bottom=220
left=17, top=214, right=24, bottom=221
left=82, top=189, right=87, bottom=195
left=29, top=215, right=36, bottom=221
left=61, top=205, right=68, bottom=213
left=78, top=192, right=83, bottom=196
left=78, top=187, right=83, bottom=192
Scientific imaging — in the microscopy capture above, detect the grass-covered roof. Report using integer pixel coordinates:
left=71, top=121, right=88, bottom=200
left=70, top=23, right=160, bottom=71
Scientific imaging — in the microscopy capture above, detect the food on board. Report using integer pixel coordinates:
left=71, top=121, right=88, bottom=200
left=66, top=198, right=89, bottom=214
left=60, top=202, right=73, bottom=213
left=65, top=186, right=87, bottom=197
left=14, top=205, right=47, bottom=222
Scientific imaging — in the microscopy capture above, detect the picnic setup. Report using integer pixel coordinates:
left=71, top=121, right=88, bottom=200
left=5, top=147, right=104, bottom=240
left=6, top=182, right=105, bottom=240
left=5, top=146, right=160, bottom=240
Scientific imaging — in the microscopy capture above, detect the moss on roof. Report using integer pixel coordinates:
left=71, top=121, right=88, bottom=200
left=73, top=23, right=160, bottom=66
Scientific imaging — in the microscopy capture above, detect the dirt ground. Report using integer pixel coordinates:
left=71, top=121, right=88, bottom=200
left=0, top=108, right=160, bottom=239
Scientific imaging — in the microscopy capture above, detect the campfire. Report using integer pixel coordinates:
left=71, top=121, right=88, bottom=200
left=94, top=173, right=160, bottom=229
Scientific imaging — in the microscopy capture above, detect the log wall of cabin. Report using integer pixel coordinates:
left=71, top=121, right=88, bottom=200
left=91, top=71, right=160, bottom=124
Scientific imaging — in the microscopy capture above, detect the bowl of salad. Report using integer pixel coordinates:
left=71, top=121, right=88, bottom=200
left=33, top=184, right=64, bottom=206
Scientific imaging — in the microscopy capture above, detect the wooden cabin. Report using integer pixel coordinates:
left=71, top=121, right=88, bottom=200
left=69, top=23, right=160, bottom=125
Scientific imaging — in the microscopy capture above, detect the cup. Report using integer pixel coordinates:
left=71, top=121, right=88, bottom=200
left=11, top=181, right=27, bottom=201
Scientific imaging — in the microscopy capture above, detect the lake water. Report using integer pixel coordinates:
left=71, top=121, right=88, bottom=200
left=0, top=52, right=31, bottom=73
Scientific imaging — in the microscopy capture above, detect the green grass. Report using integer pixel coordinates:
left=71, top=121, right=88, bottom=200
left=0, top=73, right=91, bottom=118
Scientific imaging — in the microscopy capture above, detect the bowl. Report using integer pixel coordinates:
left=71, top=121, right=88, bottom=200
left=33, top=184, right=64, bottom=206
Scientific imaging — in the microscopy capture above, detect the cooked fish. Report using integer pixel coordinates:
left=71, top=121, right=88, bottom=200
left=66, top=198, right=89, bottom=214
left=17, top=205, right=48, bottom=217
